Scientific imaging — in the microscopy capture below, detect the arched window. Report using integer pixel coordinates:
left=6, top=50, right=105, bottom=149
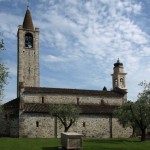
left=25, top=33, right=33, bottom=48
left=120, top=78, right=124, bottom=87
left=114, top=79, right=118, bottom=87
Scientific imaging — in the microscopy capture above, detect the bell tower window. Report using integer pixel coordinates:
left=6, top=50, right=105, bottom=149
left=120, top=78, right=124, bottom=88
left=114, top=79, right=118, bottom=87
left=25, top=33, right=33, bottom=48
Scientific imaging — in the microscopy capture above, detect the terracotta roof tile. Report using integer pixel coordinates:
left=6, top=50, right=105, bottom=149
left=24, top=103, right=49, bottom=113
left=4, top=98, right=19, bottom=109
left=3, top=98, right=20, bottom=115
left=79, top=104, right=117, bottom=114
left=23, top=103, right=117, bottom=115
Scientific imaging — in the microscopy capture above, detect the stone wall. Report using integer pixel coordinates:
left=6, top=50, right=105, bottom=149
left=56, top=114, right=132, bottom=138
left=0, top=112, right=19, bottom=137
left=22, top=94, right=124, bottom=106
left=57, top=114, right=110, bottom=138
left=18, top=112, right=132, bottom=138
left=10, top=117, right=19, bottom=137
left=19, top=112, right=55, bottom=138
left=0, top=113, right=10, bottom=136
left=18, top=93, right=132, bottom=138
left=112, top=118, right=132, bottom=138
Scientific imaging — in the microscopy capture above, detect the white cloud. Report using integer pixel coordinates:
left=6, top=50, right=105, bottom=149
left=38, top=1, right=145, bottom=100
left=143, top=47, right=150, bottom=55
left=35, top=0, right=150, bottom=93
left=6, top=61, right=17, bottom=77
left=43, top=54, right=78, bottom=63
left=0, top=13, right=21, bottom=40
left=1, top=0, right=150, bottom=102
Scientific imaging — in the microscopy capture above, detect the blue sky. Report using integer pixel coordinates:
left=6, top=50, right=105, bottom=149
left=1, top=0, right=150, bottom=103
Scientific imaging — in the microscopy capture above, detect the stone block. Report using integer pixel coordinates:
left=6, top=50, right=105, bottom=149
left=61, top=132, right=83, bottom=150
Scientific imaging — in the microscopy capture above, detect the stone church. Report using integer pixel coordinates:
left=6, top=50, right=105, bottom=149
left=0, top=7, right=132, bottom=138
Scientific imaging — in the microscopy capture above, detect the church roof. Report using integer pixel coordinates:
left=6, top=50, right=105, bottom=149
left=2, top=98, right=118, bottom=115
left=23, top=87, right=126, bottom=97
left=3, top=98, right=19, bottom=116
left=80, top=104, right=117, bottom=114
left=23, top=7, right=34, bottom=30
left=3, top=97, right=118, bottom=115
left=23, top=103, right=117, bottom=115
left=4, top=97, right=19, bottom=109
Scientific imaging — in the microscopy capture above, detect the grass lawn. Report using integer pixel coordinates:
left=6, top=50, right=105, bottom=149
left=0, top=138, right=150, bottom=150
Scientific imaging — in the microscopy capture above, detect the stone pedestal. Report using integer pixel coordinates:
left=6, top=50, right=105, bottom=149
left=61, top=132, right=83, bottom=150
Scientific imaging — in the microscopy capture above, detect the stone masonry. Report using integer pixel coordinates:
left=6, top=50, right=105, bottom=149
left=18, top=112, right=132, bottom=138
left=21, top=94, right=125, bottom=106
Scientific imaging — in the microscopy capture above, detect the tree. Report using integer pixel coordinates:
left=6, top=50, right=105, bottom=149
left=0, top=37, right=8, bottom=102
left=114, top=81, right=150, bottom=141
left=130, top=81, right=150, bottom=141
left=49, top=103, right=81, bottom=132
left=114, top=101, right=137, bottom=137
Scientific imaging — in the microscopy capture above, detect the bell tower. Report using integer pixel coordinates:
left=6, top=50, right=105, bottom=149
left=17, top=7, right=40, bottom=96
left=111, top=59, right=127, bottom=90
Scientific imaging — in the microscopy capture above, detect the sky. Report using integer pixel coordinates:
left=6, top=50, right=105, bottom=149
left=1, top=0, right=150, bottom=103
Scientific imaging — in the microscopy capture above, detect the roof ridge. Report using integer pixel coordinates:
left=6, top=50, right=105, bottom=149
left=23, top=87, right=124, bottom=97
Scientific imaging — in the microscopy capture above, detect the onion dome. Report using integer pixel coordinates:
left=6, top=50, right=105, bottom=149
left=114, top=58, right=123, bottom=67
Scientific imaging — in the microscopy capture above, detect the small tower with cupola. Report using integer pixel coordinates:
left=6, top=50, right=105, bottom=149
left=111, top=59, right=127, bottom=91
left=17, top=6, right=40, bottom=96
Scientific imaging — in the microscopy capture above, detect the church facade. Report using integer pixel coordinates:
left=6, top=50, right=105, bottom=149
left=0, top=7, right=132, bottom=138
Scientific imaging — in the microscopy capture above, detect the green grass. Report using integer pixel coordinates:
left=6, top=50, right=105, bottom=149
left=0, top=138, right=150, bottom=150
left=83, top=138, right=150, bottom=150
